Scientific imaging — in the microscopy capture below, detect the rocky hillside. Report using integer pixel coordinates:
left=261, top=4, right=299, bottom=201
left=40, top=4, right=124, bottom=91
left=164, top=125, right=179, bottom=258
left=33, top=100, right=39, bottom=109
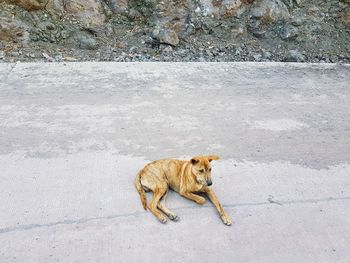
left=0, top=0, right=349, bottom=62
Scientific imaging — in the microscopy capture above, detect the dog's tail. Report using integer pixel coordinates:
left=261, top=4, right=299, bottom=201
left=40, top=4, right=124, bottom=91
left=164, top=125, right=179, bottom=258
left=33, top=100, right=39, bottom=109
left=135, top=171, right=147, bottom=210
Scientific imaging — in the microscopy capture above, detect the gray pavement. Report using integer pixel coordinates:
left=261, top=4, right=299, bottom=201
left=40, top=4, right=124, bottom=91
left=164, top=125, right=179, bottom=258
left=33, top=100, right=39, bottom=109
left=0, top=62, right=350, bottom=263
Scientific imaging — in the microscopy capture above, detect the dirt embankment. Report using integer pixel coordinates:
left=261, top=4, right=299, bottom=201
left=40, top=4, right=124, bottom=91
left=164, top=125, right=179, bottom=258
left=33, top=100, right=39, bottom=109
left=0, top=0, right=349, bottom=62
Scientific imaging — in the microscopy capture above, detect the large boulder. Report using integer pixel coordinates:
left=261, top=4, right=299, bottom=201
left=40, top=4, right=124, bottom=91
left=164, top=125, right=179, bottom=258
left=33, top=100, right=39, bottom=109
left=2, top=0, right=107, bottom=27
left=107, top=0, right=129, bottom=14
left=2, top=0, right=47, bottom=11
left=249, top=0, right=289, bottom=23
left=46, top=0, right=106, bottom=27
left=340, top=1, right=350, bottom=24
left=199, top=0, right=245, bottom=17
left=157, top=29, right=180, bottom=46
left=0, top=5, right=31, bottom=44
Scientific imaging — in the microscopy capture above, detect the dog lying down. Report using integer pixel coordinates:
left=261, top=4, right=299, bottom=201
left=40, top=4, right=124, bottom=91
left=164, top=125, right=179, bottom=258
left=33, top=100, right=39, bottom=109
left=135, top=155, right=232, bottom=226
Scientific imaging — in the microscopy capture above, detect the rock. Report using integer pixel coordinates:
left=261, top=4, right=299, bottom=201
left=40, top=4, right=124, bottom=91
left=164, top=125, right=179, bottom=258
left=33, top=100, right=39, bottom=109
left=0, top=51, right=5, bottom=59
left=205, top=49, right=213, bottom=57
left=180, top=23, right=196, bottom=39
left=162, top=45, right=173, bottom=52
left=284, top=50, right=305, bottom=62
left=198, top=0, right=245, bottom=18
left=67, top=0, right=106, bottom=26
left=158, top=29, right=179, bottom=46
left=340, top=5, right=350, bottom=24
left=74, top=32, right=98, bottom=50
left=263, top=51, right=272, bottom=59
left=63, top=56, right=78, bottom=61
left=253, top=54, right=262, bottom=61
left=42, top=52, right=54, bottom=61
left=235, top=46, right=243, bottom=56
left=250, top=0, right=289, bottom=23
left=107, top=0, right=128, bottom=14
left=280, top=25, right=299, bottom=40
left=291, top=15, right=304, bottom=26
left=0, top=9, right=31, bottom=44
left=129, top=46, right=137, bottom=53
left=3, top=0, right=46, bottom=11
left=46, top=0, right=106, bottom=27
left=152, top=28, right=160, bottom=39
left=252, top=29, right=267, bottom=38
left=9, top=51, right=20, bottom=57
left=54, top=54, right=63, bottom=61
left=231, top=26, right=245, bottom=37
left=247, top=19, right=267, bottom=37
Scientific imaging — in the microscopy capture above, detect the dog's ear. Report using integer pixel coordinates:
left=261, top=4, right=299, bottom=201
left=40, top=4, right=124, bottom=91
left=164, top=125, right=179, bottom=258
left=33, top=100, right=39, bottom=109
left=191, top=158, right=199, bottom=165
left=207, top=155, right=220, bottom=162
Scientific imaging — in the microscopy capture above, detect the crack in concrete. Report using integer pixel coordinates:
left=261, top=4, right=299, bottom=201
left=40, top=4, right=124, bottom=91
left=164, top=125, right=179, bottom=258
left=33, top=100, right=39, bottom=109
left=1, top=196, right=349, bottom=235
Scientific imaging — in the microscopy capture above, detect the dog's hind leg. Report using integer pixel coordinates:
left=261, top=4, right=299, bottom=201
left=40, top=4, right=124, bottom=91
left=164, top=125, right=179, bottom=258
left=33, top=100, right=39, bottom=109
left=158, top=191, right=180, bottom=221
left=148, top=186, right=168, bottom=224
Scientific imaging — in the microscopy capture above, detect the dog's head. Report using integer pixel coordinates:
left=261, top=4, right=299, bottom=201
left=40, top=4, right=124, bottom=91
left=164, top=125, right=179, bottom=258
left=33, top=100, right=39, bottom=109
left=190, top=155, right=220, bottom=186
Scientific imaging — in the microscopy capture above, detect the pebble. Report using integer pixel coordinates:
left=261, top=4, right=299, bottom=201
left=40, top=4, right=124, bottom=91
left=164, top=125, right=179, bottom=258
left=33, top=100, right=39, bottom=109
left=129, top=46, right=137, bottom=53
left=42, top=52, right=54, bottom=61
left=25, top=53, right=35, bottom=58
left=54, top=54, right=63, bottom=61
left=280, top=25, right=299, bottom=40
left=253, top=54, right=262, bottom=61
left=263, top=51, right=272, bottom=59
left=163, top=46, right=173, bottom=53
left=284, top=50, right=305, bottom=62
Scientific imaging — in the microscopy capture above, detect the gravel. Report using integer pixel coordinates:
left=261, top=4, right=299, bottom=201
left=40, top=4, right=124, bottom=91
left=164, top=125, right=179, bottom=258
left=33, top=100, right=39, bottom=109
left=0, top=0, right=349, bottom=63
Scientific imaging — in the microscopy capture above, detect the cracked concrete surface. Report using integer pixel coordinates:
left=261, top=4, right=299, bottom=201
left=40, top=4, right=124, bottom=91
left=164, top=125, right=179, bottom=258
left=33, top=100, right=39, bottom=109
left=0, top=62, right=350, bottom=262
left=1, top=195, right=350, bottom=235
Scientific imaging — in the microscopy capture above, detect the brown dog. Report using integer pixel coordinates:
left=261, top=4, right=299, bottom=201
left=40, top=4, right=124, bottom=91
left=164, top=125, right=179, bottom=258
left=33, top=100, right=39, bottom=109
left=134, top=155, right=232, bottom=225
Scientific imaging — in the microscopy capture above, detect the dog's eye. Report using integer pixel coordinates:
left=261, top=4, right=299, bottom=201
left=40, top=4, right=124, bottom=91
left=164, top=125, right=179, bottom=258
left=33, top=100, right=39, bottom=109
left=199, top=169, right=204, bottom=173
left=209, top=168, right=212, bottom=172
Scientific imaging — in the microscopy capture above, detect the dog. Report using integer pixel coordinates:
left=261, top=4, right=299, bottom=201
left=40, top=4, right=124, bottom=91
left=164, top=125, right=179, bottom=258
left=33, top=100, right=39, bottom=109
left=134, top=155, right=232, bottom=225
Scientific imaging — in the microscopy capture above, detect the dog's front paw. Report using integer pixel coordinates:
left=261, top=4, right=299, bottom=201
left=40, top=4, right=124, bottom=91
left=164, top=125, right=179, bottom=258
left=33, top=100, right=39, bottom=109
left=221, top=214, right=232, bottom=226
left=159, top=217, right=167, bottom=224
left=169, top=214, right=180, bottom=221
left=196, top=196, right=206, bottom=205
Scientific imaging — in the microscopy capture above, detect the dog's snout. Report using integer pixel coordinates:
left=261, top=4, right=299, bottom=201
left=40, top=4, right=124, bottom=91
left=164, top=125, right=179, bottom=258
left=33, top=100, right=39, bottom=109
left=207, top=180, right=213, bottom=186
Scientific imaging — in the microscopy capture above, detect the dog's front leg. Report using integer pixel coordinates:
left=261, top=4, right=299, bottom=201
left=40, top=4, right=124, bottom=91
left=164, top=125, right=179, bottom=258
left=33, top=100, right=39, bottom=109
left=205, top=189, right=232, bottom=226
left=180, top=191, right=206, bottom=205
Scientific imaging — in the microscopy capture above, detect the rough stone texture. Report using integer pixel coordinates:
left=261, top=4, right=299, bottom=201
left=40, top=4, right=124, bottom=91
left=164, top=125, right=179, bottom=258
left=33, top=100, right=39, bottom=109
left=158, top=29, right=180, bottom=46
left=249, top=0, right=289, bottom=22
left=284, top=49, right=305, bottom=62
left=3, top=0, right=46, bottom=11
left=74, top=31, right=98, bottom=49
left=200, top=0, right=244, bottom=17
left=0, top=5, right=31, bottom=44
left=46, top=0, right=106, bottom=26
left=0, top=0, right=349, bottom=62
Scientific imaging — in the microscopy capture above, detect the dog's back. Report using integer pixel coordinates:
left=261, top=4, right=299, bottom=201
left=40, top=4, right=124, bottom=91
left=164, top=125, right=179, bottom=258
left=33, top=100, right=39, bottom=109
left=138, top=159, right=186, bottom=192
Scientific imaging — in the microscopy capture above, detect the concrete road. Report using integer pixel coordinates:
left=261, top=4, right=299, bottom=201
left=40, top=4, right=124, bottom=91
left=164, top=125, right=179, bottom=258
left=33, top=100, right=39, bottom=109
left=0, top=62, right=350, bottom=263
